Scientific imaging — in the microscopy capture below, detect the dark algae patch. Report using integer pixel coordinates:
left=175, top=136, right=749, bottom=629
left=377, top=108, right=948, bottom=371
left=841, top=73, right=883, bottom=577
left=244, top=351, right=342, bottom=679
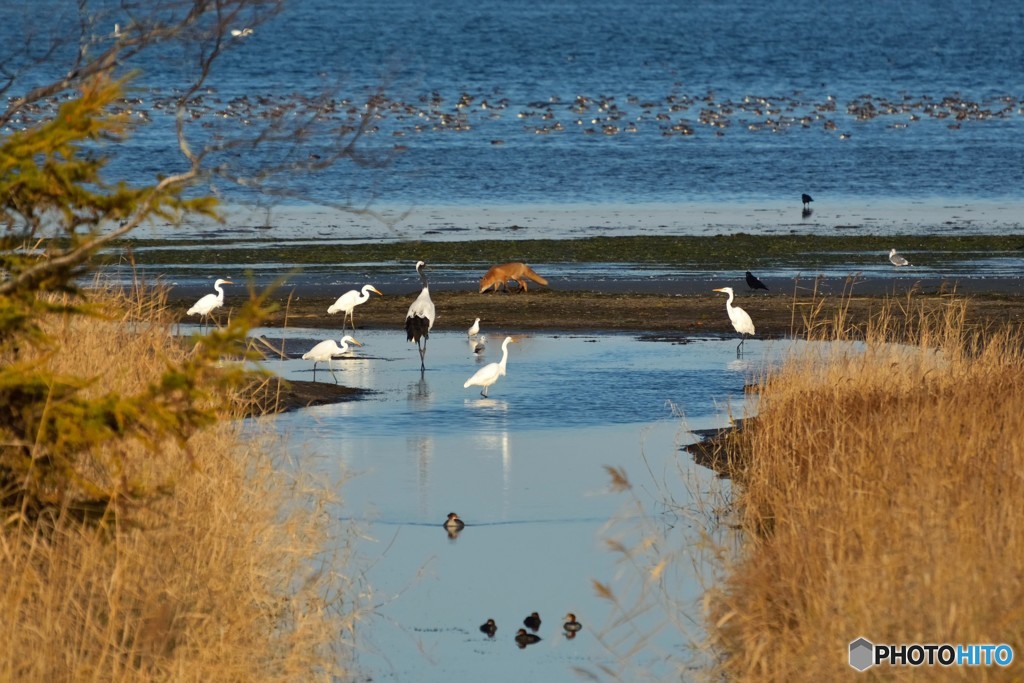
left=111, top=234, right=1024, bottom=270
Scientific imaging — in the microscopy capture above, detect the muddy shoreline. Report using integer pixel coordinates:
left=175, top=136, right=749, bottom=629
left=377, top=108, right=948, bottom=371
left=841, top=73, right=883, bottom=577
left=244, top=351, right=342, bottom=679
left=210, top=286, right=1024, bottom=338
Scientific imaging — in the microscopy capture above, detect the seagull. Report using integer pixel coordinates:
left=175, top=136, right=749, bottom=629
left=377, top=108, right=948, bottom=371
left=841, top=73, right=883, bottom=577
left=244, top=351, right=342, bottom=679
left=469, top=333, right=487, bottom=356
left=889, top=248, right=910, bottom=267
left=468, top=317, right=481, bottom=337
left=745, top=271, right=769, bottom=291
left=230, top=28, right=253, bottom=37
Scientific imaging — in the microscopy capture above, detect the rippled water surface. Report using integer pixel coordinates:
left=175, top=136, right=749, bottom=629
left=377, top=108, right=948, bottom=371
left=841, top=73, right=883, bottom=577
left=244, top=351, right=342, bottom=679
left=4, top=1, right=1024, bottom=215
left=252, top=327, right=790, bottom=680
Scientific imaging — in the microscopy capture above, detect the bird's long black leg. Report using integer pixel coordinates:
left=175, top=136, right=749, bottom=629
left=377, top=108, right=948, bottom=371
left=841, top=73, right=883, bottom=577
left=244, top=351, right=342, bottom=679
left=329, top=361, right=339, bottom=385
left=312, top=362, right=318, bottom=383
left=419, top=339, right=427, bottom=370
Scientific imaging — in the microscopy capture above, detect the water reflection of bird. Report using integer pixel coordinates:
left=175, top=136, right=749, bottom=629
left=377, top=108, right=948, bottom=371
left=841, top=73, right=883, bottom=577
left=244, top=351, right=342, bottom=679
left=301, top=335, right=362, bottom=383
left=328, top=284, right=382, bottom=330
left=515, top=629, right=542, bottom=647
left=464, top=336, right=515, bottom=397
left=889, top=248, right=910, bottom=267
left=745, top=271, right=769, bottom=291
left=468, top=317, right=481, bottom=337
left=563, top=613, right=583, bottom=633
left=713, top=287, right=755, bottom=354
left=405, top=261, right=435, bottom=370
left=523, top=612, right=541, bottom=632
left=187, top=278, right=233, bottom=330
left=480, top=619, right=497, bottom=637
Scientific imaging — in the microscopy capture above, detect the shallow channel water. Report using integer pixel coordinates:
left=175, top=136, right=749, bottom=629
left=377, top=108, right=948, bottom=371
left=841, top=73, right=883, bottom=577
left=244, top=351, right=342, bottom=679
left=252, top=327, right=788, bottom=680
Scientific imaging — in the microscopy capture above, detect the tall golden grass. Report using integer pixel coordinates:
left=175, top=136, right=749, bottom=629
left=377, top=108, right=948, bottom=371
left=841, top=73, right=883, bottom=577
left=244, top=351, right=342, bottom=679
left=0, top=283, right=359, bottom=681
left=706, top=294, right=1024, bottom=680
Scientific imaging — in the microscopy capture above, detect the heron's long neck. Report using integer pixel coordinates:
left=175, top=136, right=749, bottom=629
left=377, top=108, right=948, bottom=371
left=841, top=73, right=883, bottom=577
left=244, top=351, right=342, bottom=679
left=725, top=290, right=735, bottom=308
left=215, top=283, right=225, bottom=303
left=498, top=342, right=510, bottom=371
left=418, top=267, right=429, bottom=290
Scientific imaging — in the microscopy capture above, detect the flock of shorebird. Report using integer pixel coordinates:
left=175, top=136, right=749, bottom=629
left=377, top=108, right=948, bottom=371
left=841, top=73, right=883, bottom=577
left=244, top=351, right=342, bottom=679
left=185, top=217, right=914, bottom=389
left=7, top=82, right=1018, bottom=142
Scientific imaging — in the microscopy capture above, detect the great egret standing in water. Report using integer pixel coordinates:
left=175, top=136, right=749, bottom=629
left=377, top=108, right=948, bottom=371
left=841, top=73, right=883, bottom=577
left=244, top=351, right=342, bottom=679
left=464, top=336, right=515, bottom=397
left=302, top=335, right=362, bottom=384
left=187, top=278, right=233, bottom=331
left=713, top=287, right=755, bottom=354
left=328, top=284, right=383, bottom=330
left=405, top=261, right=435, bottom=370
left=889, top=248, right=910, bottom=267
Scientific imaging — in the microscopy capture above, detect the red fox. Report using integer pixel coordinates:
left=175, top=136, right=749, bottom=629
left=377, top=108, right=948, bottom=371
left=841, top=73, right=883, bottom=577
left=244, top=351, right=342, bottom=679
left=479, top=262, right=549, bottom=293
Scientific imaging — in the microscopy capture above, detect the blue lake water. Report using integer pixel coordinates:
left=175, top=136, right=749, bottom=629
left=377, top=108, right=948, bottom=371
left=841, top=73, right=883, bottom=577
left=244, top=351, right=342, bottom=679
left=246, top=326, right=785, bottom=680
left=4, top=0, right=1024, bottom=225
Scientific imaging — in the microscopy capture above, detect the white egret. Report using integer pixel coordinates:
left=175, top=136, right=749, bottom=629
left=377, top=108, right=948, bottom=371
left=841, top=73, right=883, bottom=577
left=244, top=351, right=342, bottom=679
left=405, top=261, right=435, bottom=370
left=468, top=317, right=481, bottom=337
left=187, top=278, right=233, bottom=331
left=713, top=287, right=755, bottom=354
left=301, top=335, right=362, bottom=384
left=328, top=284, right=383, bottom=330
left=230, top=27, right=253, bottom=37
left=889, top=248, right=910, bottom=267
left=464, top=336, right=515, bottom=397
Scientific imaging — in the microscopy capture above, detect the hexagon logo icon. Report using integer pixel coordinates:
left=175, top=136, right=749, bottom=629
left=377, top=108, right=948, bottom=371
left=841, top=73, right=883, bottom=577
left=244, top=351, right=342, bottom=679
left=849, top=637, right=874, bottom=671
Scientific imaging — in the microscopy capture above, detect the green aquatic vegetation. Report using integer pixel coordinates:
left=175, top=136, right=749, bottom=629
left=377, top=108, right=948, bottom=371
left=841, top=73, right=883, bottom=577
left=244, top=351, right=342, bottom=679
left=112, top=233, right=1024, bottom=271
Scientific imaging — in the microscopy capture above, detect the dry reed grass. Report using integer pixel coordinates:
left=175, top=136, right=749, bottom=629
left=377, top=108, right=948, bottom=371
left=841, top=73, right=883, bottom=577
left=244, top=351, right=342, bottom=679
left=706, top=293, right=1024, bottom=680
left=0, top=282, right=360, bottom=681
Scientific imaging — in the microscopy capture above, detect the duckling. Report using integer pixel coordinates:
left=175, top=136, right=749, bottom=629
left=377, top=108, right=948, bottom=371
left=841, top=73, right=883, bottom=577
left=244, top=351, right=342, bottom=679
left=523, top=612, right=541, bottom=631
left=563, top=613, right=583, bottom=633
left=515, top=628, right=542, bottom=647
left=479, top=618, right=497, bottom=637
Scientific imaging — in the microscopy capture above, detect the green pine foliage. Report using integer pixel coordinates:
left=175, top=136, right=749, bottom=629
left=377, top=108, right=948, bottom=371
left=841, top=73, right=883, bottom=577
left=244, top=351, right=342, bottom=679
left=0, top=74, right=261, bottom=524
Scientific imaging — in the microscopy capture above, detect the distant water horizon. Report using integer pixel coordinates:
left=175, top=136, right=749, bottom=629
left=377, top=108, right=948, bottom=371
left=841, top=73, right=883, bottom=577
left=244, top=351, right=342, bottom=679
left=4, top=0, right=1024, bottom=235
